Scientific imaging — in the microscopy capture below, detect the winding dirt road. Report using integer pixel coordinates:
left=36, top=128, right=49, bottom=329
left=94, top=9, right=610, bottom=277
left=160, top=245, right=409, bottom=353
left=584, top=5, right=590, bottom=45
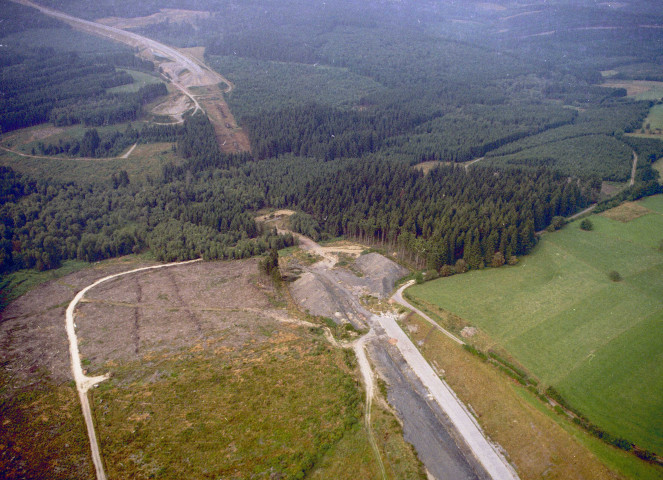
left=287, top=233, right=519, bottom=479
left=392, top=281, right=465, bottom=345
left=65, top=259, right=201, bottom=480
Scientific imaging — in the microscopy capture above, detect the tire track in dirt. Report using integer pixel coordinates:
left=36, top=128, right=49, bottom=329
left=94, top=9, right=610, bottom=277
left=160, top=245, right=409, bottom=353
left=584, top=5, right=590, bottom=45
left=354, top=331, right=387, bottom=480
left=162, top=267, right=203, bottom=337
left=132, top=275, right=142, bottom=355
left=65, top=258, right=201, bottom=480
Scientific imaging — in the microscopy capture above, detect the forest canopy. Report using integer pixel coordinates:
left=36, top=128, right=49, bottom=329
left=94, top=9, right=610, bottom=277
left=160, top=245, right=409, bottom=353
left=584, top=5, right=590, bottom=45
left=1, top=0, right=663, bottom=278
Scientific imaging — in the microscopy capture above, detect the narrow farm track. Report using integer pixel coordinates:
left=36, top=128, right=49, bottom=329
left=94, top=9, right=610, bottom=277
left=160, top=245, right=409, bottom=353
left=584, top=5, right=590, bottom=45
left=392, top=281, right=465, bottom=345
left=65, top=259, right=201, bottom=480
left=630, top=150, right=639, bottom=186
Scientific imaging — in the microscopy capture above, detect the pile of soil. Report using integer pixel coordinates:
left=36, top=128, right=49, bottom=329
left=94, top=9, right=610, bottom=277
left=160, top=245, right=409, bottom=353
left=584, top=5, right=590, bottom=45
left=290, top=252, right=407, bottom=324
left=354, top=253, right=408, bottom=298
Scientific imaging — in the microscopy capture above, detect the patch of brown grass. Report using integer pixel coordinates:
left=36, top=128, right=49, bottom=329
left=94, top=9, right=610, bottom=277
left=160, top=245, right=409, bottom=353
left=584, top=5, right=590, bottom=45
left=600, top=202, right=652, bottom=222
left=401, top=313, right=627, bottom=480
left=413, top=160, right=453, bottom=174
left=602, top=80, right=663, bottom=97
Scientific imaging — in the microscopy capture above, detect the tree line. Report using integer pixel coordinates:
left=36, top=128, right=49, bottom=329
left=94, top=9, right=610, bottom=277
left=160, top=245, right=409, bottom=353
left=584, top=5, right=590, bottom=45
left=0, top=47, right=163, bottom=133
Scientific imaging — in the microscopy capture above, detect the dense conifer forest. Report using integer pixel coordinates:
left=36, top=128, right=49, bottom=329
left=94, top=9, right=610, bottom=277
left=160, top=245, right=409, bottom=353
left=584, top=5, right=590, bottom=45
left=1, top=0, right=663, bottom=278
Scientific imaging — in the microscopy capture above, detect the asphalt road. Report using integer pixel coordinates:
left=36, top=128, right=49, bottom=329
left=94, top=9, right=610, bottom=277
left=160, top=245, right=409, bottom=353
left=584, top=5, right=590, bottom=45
left=375, top=311, right=520, bottom=480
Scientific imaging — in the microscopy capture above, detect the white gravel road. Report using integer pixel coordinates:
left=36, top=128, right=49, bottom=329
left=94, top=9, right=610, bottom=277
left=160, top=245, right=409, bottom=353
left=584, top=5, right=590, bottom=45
left=375, top=309, right=519, bottom=480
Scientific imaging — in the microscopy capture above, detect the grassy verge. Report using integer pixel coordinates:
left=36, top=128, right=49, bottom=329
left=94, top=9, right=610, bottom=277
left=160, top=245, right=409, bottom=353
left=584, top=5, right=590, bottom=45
left=0, top=373, right=94, bottom=480
left=407, top=201, right=663, bottom=454
left=400, top=313, right=663, bottom=480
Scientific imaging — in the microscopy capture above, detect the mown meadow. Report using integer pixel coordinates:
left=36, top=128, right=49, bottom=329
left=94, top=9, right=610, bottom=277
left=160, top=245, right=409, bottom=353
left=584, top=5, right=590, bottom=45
left=408, top=196, right=663, bottom=456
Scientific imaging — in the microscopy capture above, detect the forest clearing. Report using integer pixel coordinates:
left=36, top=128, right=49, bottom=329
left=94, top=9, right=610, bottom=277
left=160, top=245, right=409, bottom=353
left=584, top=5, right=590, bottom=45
left=0, top=256, right=424, bottom=479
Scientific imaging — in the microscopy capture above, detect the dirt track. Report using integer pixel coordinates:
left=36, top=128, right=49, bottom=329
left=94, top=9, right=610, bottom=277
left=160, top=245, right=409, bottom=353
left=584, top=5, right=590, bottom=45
left=11, top=0, right=250, bottom=154
left=630, top=150, right=638, bottom=186
left=66, top=259, right=202, bottom=480
left=285, top=235, right=515, bottom=479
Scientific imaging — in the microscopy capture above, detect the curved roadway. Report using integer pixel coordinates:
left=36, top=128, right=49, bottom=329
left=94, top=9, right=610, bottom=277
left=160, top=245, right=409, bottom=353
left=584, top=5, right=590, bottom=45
left=65, top=259, right=201, bottom=480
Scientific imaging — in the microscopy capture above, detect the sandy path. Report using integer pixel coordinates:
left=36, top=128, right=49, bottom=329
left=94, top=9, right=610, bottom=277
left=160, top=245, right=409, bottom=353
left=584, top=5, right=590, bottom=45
left=65, top=259, right=201, bottom=480
left=567, top=204, right=597, bottom=220
left=630, top=150, right=638, bottom=186
left=392, top=281, right=464, bottom=345
left=465, top=157, right=485, bottom=169
left=121, top=143, right=137, bottom=158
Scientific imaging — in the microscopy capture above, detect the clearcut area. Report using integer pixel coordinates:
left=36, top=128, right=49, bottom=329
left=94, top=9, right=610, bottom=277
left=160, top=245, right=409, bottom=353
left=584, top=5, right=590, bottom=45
left=408, top=195, right=663, bottom=455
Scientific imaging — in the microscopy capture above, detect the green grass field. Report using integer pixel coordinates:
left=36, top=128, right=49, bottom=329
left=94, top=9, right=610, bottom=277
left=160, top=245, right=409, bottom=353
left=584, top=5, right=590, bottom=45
left=408, top=196, right=663, bottom=455
left=636, top=85, right=663, bottom=102
left=654, top=157, right=663, bottom=181
left=644, top=104, right=663, bottom=131
left=107, top=69, right=163, bottom=93
left=0, top=141, right=179, bottom=185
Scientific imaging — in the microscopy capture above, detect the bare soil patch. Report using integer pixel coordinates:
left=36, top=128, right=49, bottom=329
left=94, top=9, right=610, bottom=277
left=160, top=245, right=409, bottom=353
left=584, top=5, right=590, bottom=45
left=150, top=91, right=193, bottom=120
left=95, top=9, right=211, bottom=30
left=28, top=125, right=66, bottom=142
left=178, top=46, right=206, bottom=64
left=195, top=84, right=251, bottom=154
left=75, top=259, right=286, bottom=370
left=600, top=201, right=653, bottom=222
left=289, top=251, right=407, bottom=323
left=255, top=209, right=296, bottom=223
left=413, top=160, right=453, bottom=174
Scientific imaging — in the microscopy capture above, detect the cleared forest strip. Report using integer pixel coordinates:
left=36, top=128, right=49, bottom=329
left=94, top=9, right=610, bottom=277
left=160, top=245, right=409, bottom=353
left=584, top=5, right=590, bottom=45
left=11, top=0, right=248, bottom=154
left=65, top=259, right=201, bottom=480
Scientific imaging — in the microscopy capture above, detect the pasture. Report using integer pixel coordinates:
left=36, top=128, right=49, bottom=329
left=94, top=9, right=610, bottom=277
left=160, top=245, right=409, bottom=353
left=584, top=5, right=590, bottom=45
left=0, top=138, right=179, bottom=185
left=408, top=196, right=663, bottom=455
left=107, top=69, right=163, bottom=93
left=644, top=104, right=663, bottom=131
